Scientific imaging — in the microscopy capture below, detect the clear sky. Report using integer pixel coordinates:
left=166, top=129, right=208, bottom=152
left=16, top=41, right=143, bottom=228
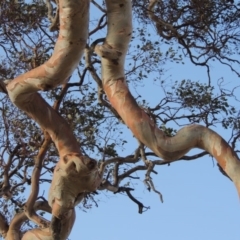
left=1, top=1, right=240, bottom=239
left=72, top=4, right=240, bottom=239
left=68, top=53, right=240, bottom=239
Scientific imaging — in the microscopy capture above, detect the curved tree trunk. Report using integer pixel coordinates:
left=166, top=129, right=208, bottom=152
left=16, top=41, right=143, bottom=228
left=5, top=0, right=101, bottom=239
left=4, top=201, right=75, bottom=240
left=6, top=0, right=88, bottom=156
left=2, top=0, right=240, bottom=239
left=95, top=0, right=240, bottom=195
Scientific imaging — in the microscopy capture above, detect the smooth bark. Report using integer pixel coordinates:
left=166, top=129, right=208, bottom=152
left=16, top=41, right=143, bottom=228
left=5, top=0, right=100, bottom=239
left=96, top=0, right=240, bottom=195
left=2, top=0, right=240, bottom=239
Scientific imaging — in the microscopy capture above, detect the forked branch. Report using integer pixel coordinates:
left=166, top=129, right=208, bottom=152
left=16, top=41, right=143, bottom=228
left=5, top=0, right=101, bottom=239
left=96, top=0, right=240, bottom=197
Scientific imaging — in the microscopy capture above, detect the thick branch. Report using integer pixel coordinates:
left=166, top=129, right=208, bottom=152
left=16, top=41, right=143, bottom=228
left=99, top=180, right=149, bottom=214
left=24, top=84, right=70, bottom=227
left=97, top=0, right=240, bottom=196
left=6, top=0, right=89, bottom=157
left=24, top=132, right=51, bottom=228
left=6, top=201, right=50, bottom=240
left=0, top=213, right=9, bottom=238
left=5, top=201, right=76, bottom=240
left=5, top=0, right=101, bottom=236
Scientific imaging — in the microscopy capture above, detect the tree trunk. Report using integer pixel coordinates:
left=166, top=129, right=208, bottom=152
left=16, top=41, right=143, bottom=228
left=95, top=0, right=240, bottom=196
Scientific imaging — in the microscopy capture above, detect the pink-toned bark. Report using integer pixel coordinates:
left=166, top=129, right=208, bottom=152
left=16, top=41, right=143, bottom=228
left=96, top=0, right=240, bottom=195
left=5, top=0, right=101, bottom=239
left=6, top=201, right=51, bottom=240
left=21, top=210, right=75, bottom=240
left=24, top=133, right=52, bottom=228
left=5, top=201, right=75, bottom=240
left=3, top=0, right=240, bottom=239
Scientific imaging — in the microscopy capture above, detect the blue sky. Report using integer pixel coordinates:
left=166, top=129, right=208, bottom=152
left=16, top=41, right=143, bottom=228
left=1, top=1, right=240, bottom=239
left=68, top=55, right=240, bottom=239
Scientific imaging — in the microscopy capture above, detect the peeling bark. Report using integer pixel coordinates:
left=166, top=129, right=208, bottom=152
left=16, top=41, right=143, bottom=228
left=49, top=154, right=100, bottom=219
left=5, top=0, right=101, bottom=239
left=0, top=213, right=9, bottom=238
left=3, top=0, right=240, bottom=238
left=96, top=0, right=240, bottom=196
left=6, top=0, right=89, bottom=156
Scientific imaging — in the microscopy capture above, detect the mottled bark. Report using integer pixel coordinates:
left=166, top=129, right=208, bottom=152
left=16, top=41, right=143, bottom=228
left=96, top=0, right=240, bottom=195
left=6, top=0, right=88, bottom=156
left=3, top=0, right=240, bottom=239
left=5, top=0, right=101, bottom=239
left=6, top=201, right=51, bottom=240
left=5, top=201, right=75, bottom=240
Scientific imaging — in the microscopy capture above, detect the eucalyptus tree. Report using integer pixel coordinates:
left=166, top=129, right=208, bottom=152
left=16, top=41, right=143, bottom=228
left=0, top=0, right=240, bottom=239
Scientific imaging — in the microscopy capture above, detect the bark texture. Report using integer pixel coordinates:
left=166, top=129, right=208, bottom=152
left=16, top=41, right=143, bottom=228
left=5, top=0, right=101, bottom=239
left=96, top=0, right=240, bottom=195
left=2, top=0, right=240, bottom=239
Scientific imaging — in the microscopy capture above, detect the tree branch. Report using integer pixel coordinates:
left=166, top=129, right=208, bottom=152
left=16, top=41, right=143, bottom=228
left=116, top=187, right=150, bottom=214
left=96, top=0, right=240, bottom=197
left=6, top=0, right=101, bottom=237
left=0, top=213, right=9, bottom=238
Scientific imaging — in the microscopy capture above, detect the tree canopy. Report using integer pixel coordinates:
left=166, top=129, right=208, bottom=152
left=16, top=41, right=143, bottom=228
left=0, top=0, right=240, bottom=239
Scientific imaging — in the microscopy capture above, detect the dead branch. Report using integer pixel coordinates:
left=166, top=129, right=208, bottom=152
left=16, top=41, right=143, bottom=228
left=116, top=187, right=150, bottom=214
